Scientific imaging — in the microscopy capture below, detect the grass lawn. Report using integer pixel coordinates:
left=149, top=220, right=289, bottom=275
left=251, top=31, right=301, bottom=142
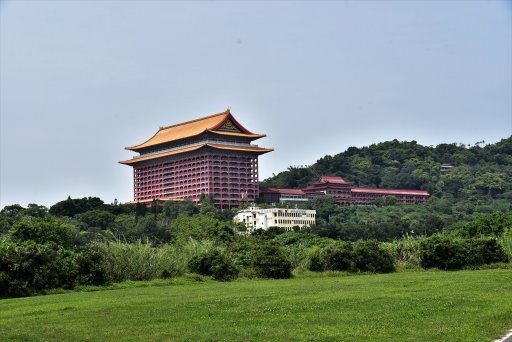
left=1, top=269, right=511, bottom=341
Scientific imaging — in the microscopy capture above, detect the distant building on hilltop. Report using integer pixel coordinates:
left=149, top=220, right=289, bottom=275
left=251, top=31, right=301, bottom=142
left=234, top=207, right=316, bottom=232
left=120, top=109, right=272, bottom=208
left=263, top=176, right=429, bottom=205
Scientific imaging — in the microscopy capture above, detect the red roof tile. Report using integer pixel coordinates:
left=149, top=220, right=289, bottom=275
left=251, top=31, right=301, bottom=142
left=319, top=176, right=349, bottom=184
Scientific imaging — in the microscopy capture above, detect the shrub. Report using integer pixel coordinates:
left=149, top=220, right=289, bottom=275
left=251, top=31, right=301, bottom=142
left=323, top=242, right=355, bottom=272
left=466, top=238, right=509, bottom=266
left=0, top=241, right=77, bottom=297
left=419, top=236, right=466, bottom=270
left=419, top=235, right=509, bottom=270
left=309, top=241, right=394, bottom=274
left=188, top=249, right=239, bottom=281
left=353, top=240, right=395, bottom=273
left=308, top=247, right=326, bottom=272
left=75, top=244, right=112, bottom=286
left=251, top=244, right=292, bottom=279
left=274, top=232, right=337, bottom=270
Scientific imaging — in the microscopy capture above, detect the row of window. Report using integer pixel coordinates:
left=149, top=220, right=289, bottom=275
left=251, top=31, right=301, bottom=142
left=275, top=220, right=315, bottom=225
left=275, top=212, right=315, bottom=218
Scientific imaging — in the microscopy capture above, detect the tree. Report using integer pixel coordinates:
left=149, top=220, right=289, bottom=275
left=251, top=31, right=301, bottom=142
left=25, top=204, right=48, bottom=218
left=49, top=197, right=105, bottom=217
left=9, top=216, right=77, bottom=247
left=309, top=195, right=340, bottom=222
left=75, top=210, right=115, bottom=230
left=135, top=202, right=147, bottom=221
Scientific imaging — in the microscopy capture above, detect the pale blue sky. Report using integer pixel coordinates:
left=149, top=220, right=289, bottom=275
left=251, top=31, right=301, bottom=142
left=1, top=0, right=511, bottom=207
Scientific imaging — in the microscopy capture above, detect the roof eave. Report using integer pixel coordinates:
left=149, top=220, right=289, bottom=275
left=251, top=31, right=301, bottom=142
left=120, top=143, right=273, bottom=166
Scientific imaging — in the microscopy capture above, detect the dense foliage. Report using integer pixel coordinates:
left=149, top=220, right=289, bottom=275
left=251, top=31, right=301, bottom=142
left=262, top=137, right=512, bottom=200
left=1, top=137, right=511, bottom=298
left=419, top=235, right=509, bottom=270
left=188, top=248, right=239, bottom=281
left=261, top=137, right=512, bottom=241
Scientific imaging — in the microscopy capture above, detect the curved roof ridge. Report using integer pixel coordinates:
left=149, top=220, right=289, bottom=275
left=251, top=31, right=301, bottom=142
left=125, top=108, right=265, bottom=151
left=159, top=109, right=229, bottom=131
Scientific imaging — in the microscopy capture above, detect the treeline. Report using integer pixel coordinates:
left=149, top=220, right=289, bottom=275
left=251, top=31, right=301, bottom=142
left=261, top=136, right=512, bottom=200
left=1, top=195, right=511, bottom=298
left=1, top=137, right=511, bottom=298
left=259, top=137, right=512, bottom=242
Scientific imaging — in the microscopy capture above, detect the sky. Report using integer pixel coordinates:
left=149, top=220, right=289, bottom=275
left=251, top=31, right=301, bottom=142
left=0, top=0, right=511, bottom=208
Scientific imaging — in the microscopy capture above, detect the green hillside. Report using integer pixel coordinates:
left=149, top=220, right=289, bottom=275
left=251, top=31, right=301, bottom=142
left=261, top=137, right=512, bottom=200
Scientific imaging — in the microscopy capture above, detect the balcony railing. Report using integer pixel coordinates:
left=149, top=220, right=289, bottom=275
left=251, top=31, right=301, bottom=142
left=133, top=140, right=260, bottom=159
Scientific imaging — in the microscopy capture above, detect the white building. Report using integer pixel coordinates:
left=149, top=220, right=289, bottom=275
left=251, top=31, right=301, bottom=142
left=233, top=207, right=316, bottom=232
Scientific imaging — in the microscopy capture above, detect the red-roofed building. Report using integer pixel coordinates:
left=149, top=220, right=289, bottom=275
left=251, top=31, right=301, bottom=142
left=120, top=109, right=272, bottom=208
left=350, top=187, right=430, bottom=204
left=302, top=176, right=353, bottom=203
left=260, top=188, right=308, bottom=203
left=264, top=176, right=429, bottom=205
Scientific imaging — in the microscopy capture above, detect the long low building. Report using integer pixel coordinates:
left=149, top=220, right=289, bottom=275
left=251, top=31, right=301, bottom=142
left=261, top=176, right=429, bottom=205
left=259, top=188, right=309, bottom=203
left=234, top=207, right=316, bottom=232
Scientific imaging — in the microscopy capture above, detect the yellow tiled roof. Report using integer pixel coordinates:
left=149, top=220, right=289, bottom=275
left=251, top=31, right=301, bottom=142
left=119, top=143, right=273, bottom=165
left=126, top=109, right=265, bottom=151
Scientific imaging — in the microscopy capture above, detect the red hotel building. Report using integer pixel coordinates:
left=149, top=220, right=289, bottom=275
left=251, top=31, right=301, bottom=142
left=262, top=176, right=429, bottom=205
left=120, top=109, right=272, bottom=208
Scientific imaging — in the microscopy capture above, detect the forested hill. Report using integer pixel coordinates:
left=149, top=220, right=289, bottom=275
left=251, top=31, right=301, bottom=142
left=261, top=136, right=512, bottom=200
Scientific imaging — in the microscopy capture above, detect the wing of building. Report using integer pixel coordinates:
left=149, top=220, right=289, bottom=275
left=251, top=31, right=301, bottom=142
left=263, top=176, right=429, bottom=205
left=120, top=109, right=272, bottom=208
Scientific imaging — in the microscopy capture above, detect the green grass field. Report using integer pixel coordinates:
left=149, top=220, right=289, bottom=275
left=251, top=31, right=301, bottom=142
left=1, top=269, right=512, bottom=341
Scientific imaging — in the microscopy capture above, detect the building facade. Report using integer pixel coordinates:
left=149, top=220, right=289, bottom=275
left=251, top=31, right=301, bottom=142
left=120, top=109, right=272, bottom=208
left=264, top=176, right=429, bottom=205
left=234, top=207, right=316, bottom=232
left=259, top=188, right=309, bottom=204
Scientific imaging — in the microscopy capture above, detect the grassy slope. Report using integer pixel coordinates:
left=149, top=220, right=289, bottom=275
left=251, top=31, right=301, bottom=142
left=1, top=270, right=512, bottom=341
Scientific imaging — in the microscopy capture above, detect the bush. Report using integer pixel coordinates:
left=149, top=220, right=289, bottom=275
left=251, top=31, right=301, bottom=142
left=419, top=236, right=466, bottom=270
left=323, top=242, right=355, bottom=272
left=308, top=241, right=394, bottom=274
left=188, top=249, right=239, bottom=281
left=75, top=244, right=112, bottom=286
left=420, top=235, right=509, bottom=270
left=308, top=247, right=326, bottom=272
left=465, top=238, right=508, bottom=266
left=251, top=244, right=292, bottom=279
left=0, top=241, right=77, bottom=297
left=353, top=240, right=395, bottom=273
